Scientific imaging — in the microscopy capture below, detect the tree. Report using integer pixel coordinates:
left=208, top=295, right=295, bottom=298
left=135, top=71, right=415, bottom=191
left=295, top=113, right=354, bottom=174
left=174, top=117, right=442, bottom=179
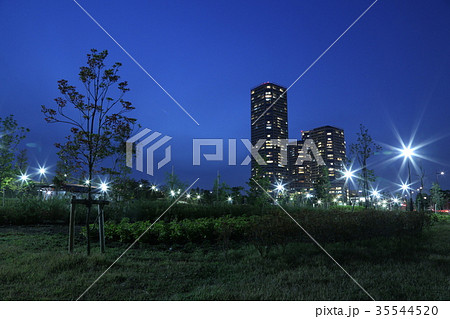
left=314, top=165, right=331, bottom=204
left=231, top=186, right=244, bottom=204
left=9, top=148, right=30, bottom=198
left=164, top=169, right=186, bottom=197
left=416, top=162, right=426, bottom=211
left=246, top=166, right=271, bottom=210
left=430, top=183, right=445, bottom=211
left=52, top=159, right=72, bottom=191
left=350, top=124, right=382, bottom=207
left=212, top=172, right=231, bottom=204
left=0, top=115, right=29, bottom=205
left=41, top=49, right=136, bottom=254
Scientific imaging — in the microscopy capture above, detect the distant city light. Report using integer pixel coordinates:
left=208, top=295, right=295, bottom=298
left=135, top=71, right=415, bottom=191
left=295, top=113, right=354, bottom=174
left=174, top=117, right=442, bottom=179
left=19, top=174, right=29, bottom=182
left=151, top=185, right=156, bottom=191
left=170, top=190, right=175, bottom=197
left=85, top=179, right=90, bottom=185
left=306, top=193, right=313, bottom=199
left=317, top=200, right=322, bottom=204
left=38, top=167, right=47, bottom=175
left=139, top=184, right=143, bottom=188
left=197, top=195, right=201, bottom=199
left=186, top=194, right=191, bottom=199
left=371, top=190, right=380, bottom=199
left=227, top=196, right=232, bottom=203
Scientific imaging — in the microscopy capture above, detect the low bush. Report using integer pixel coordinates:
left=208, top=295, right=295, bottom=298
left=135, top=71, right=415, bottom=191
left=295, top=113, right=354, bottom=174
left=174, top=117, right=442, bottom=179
left=102, top=200, right=258, bottom=222
left=83, top=209, right=431, bottom=247
left=0, top=198, right=69, bottom=225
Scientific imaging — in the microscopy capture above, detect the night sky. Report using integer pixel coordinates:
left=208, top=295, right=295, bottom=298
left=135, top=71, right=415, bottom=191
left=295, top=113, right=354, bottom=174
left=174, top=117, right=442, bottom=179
left=1, top=0, right=449, bottom=192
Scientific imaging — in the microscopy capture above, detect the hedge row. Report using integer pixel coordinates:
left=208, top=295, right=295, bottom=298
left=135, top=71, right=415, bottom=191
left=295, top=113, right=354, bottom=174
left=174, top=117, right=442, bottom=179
left=0, top=198, right=259, bottom=225
left=84, top=210, right=431, bottom=245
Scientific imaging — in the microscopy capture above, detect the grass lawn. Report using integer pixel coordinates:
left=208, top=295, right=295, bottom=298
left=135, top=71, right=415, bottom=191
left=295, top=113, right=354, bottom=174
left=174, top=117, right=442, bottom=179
left=0, top=220, right=449, bottom=301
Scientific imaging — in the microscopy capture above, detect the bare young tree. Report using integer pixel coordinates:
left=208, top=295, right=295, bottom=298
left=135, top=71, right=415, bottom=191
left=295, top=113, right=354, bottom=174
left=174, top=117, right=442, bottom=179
left=42, top=49, right=136, bottom=254
left=350, top=124, right=382, bottom=207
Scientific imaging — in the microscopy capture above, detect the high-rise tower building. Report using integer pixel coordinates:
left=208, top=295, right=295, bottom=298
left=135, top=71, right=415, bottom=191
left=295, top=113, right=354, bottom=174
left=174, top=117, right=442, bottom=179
left=300, top=125, right=346, bottom=196
left=250, top=82, right=289, bottom=182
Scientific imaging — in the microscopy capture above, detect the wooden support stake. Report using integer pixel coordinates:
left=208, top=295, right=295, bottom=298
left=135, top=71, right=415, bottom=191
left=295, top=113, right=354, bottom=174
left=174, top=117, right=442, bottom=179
left=69, top=196, right=76, bottom=253
left=86, top=204, right=91, bottom=256
left=98, top=204, right=105, bottom=253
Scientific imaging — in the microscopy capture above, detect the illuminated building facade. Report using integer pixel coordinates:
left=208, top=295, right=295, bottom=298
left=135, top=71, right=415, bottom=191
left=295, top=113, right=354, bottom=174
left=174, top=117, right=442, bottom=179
left=250, top=82, right=289, bottom=182
left=299, top=125, right=346, bottom=196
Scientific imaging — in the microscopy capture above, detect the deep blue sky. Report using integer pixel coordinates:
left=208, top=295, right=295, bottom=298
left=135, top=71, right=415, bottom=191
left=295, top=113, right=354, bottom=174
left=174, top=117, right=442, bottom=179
left=1, top=0, right=449, bottom=192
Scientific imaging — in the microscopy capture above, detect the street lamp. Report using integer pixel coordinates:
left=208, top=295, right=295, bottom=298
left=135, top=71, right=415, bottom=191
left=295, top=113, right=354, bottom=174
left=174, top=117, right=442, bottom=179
left=436, top=171, right=445, bottom=184
left=100, top=182, right=108, bottom=193
left=371, top=189, right=381, bottom=204
left=19, top=174, right=29, bottom=183
left=401, top=183, right=409, bottom=192
left=342, top=167, right=355, bottom=207
left=274, top=181, right=286, bottom=197
left=306, top=193, right=313, bottom=205
left=37, top=166, right=48, bottom=183
left=401, top=146, right=415, bottom=211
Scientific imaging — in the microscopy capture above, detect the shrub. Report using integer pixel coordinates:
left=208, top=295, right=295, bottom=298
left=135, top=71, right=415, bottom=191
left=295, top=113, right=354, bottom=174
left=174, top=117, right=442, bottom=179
left=82, top=209, right=431, bottom=247
left=0, top=198, right=69, bottom=225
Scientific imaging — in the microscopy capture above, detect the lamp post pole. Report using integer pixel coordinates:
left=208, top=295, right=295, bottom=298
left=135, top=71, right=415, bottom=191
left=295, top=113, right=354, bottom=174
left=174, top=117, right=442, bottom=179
left=407, top=160, right=413, bottom=212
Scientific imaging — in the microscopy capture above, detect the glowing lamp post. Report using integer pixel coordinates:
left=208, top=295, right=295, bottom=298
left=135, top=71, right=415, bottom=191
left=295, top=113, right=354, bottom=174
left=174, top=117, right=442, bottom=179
left=35, top=165, right=48, bottom=183
left=100, top=182, right=109, bottom=193
left=401, top=146, right=415, bottom=211
left=306, top=193, right=313, bottom=205
left=436, top=171, right=445, bottom=184
left=343, top=168, right=355, bottom=207
left=371, top=190, right=381, bottom=206
left=274, top=181, right=285, bottom=198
